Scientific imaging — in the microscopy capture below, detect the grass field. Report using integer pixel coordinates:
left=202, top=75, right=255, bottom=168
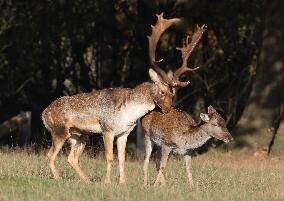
left=0, top=148, right=284, bottom=201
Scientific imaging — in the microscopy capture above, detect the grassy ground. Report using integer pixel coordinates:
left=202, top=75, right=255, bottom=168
left=0, top=149, right=284, bottom=201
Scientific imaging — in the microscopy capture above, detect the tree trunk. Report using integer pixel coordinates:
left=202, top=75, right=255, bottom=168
left=0, top=112, right=31, bottom=146
left=235, top=0, right=284, bottom=156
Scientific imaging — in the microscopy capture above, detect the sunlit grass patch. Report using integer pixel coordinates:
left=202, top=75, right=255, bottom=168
left=0, top=149, right=284, bottom=201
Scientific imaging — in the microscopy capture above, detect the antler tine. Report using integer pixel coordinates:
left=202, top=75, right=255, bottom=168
left=173, top=24, right=206, bottom=87
left=148, top=13, right=180, bottom=86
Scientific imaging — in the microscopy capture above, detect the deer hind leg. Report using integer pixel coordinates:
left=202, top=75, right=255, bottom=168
left=103, top=132, right=114, bottom=184
left=143, top=135, right=153, bottom=186
left=67, top=134, right=90, bottom=183
left=154, top=145, right=171, bottom=186
left=47, top=129, right=67, bottom=179
left=184, top=154, right=193, bottom=186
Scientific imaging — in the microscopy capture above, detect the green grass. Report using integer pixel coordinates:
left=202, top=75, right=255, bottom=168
left=0, top=149, right=284, bottom=201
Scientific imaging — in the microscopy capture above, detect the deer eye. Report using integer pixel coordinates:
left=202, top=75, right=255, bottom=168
left=159, top=91, right=165, bottom=96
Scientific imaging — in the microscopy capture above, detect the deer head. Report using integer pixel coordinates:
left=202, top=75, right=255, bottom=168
left=147, top=13, right=178, bottom=113
left=148, top=68, right=175, bottom=113
left=148, top=13, right=206, bottom=112
left=200, top=106, right=233, bottom=143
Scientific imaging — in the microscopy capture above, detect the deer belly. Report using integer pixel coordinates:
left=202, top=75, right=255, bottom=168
left=76, top=124, right=103, bottom=133
left=172, top=148, right=187, bottom=155
left=71, top=118, right=103, bottom=133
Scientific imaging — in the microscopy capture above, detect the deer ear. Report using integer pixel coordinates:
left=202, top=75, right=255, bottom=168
left=208, top=105, right=217, bottom=114
left=149, top=68, right=162, bottom=83
left=200, top=113, right=210, bottom=122
left=167, top=70, right=174, bottom=80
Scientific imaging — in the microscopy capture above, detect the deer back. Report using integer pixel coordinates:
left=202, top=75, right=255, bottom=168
left=142, top=109, right=198, bottom=146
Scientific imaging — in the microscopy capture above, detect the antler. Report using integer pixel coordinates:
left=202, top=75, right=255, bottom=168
left=173, top=24, right=206, bottom=87
left=148, top=13, right=180, bottom=86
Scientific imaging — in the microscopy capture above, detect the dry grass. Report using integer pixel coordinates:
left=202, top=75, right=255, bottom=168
left=0, top=148, right=284, bottom=201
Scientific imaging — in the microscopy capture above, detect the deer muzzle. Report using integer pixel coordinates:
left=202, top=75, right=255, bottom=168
left=224, top=132, right=234, bottom=143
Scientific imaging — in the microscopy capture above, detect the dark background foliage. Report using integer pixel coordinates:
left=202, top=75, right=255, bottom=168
left=0, top=0, right=282, bottom=153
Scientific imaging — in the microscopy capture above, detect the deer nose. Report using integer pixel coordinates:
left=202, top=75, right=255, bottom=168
left=227, top=133, right=234, bottom=142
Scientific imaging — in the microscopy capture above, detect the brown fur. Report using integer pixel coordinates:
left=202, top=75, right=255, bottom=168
left=142, top=106, right=233, bottom=186
left=42, top=13, right=203, bottom=184
left=42, top=78, right=174, bottom=184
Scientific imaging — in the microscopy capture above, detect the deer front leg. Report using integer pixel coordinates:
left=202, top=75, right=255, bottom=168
left=117, top=134, right=128, bottom=184
left=184, top=154, right=193, bottom=186
left=103, top=132, right=114, bottom=184
left=154, top=145, right=171, bottom=186
left=117, top=125, right=135, bottom=184
left=143, top=135, right=153, bottom=186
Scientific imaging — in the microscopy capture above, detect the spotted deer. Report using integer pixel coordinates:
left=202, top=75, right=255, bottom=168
left=142, top=106, right=233, bottom=186
left=42, top=13, right=194, bottom=184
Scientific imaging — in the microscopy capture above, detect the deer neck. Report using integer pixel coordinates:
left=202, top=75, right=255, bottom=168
left=185, top=124, right=212, bottom=149
left=130, top=82, right=156, bottom=107
left=120, top=82, right=156, bottom=120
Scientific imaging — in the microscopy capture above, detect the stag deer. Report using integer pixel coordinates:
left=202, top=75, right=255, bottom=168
left=141, top=23, right=232, bottom=186
left=42, top=13, right=193, bottom=184
left=142, top=106, right=233, bottom=186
